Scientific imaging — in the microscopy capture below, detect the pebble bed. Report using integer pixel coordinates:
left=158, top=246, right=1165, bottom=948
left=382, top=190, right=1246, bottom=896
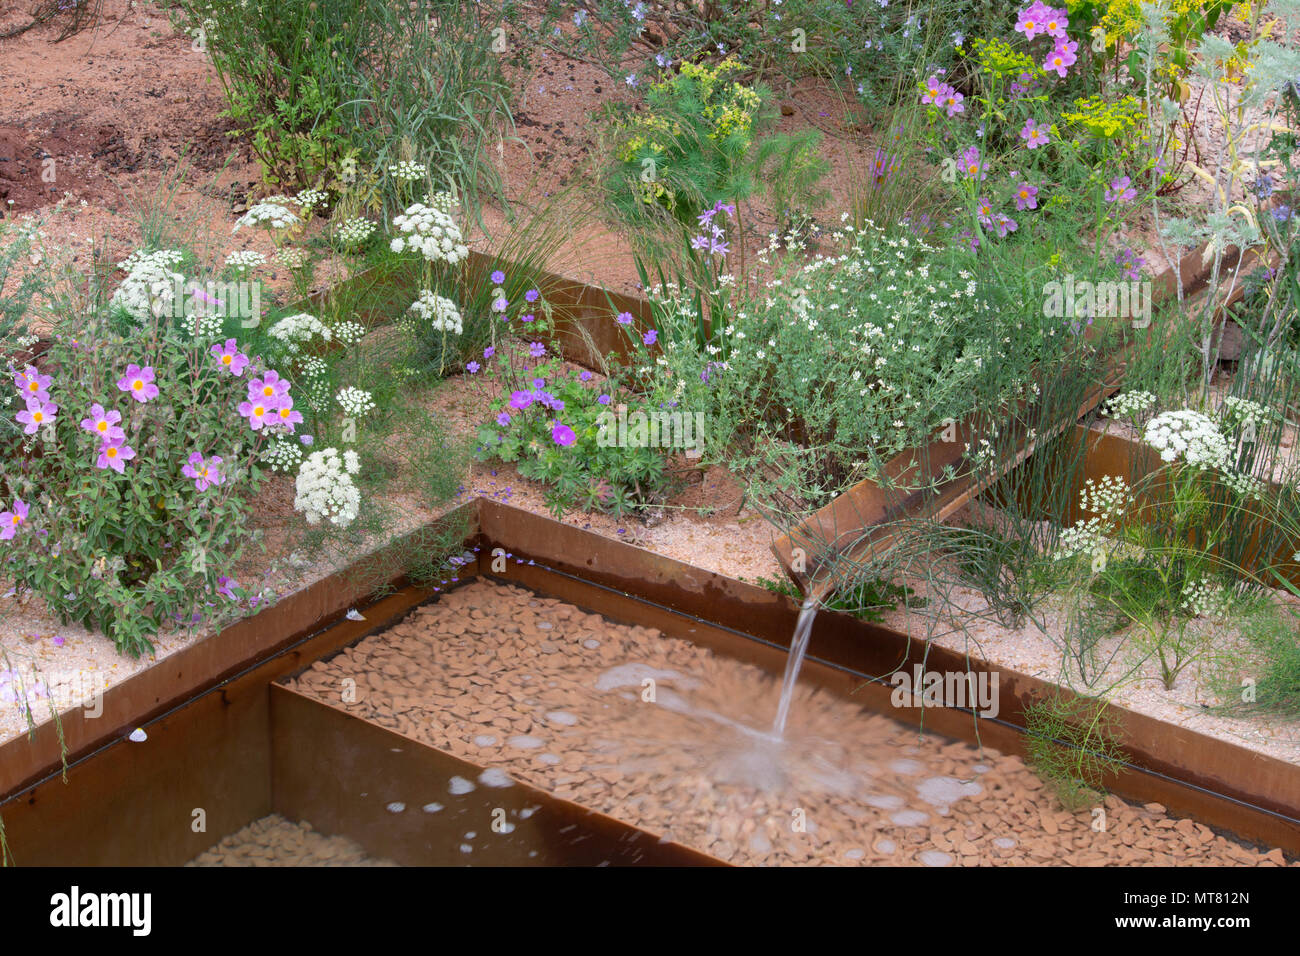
left=288, top=581, right=1293, bottom=867
left=188, top=815, right=395, bottom=867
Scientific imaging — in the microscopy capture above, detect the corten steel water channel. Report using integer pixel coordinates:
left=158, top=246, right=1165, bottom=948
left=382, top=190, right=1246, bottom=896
left=0, top=220, right=1290, bottom=861
left=2, top=498, right=1297, bottom=864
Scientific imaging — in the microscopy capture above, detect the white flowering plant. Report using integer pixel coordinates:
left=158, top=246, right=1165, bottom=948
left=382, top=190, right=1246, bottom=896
left=1054, top=394, right=1295, bottom=690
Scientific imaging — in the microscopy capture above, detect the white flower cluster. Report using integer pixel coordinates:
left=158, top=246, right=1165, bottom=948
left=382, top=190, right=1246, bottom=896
left=1143, top=410, right=1230, bottom=468
left=263, top=437, right=305, bottom=473
left=389, top=203, right=468, bottom=265
left=225, top=250, right=266, bottom=271
left=1079, top=475, right=1132, bottom=523
left=336, top=217, right=376, bottom=246
left=269, top=312, right=333, bottom=353
left=300, top=356, right=328, bottom=380
left=295, top=188, right=328, bottom=212
left=109, top=249, right=186, bottom=322
left=275, top=247, right=308, bottom=270
left=408, top=289, right=463, bottom=333
left=1219, top=468, right=1265, bottom=501
left=336, top=386, right=376, bottom=417
left=233, top=202, right=300, bottom=232
left=193, top=312, right=226, bottom=339
left=425, top=190, right=459, bottom=214
left=388, top=161, right=427, bottom=182
left=1180, top=578, right=1228, bottom=618
left=294, top=448, right=361, bottom=527
left=1055, top=517, right=1104, bottom=560
left=1220, top=396, right=1271, bottom=434
left=333, top=320, right=366, bottom=345
left=1105, top=390, right=1156, bottom=421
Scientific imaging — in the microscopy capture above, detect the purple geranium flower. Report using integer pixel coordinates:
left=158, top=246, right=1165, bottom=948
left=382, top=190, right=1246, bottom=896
left=466, top=361, right=481, bottom=374
left=597, top=394, right=611, bottom=405
left=551, top=422, right=577, bottom=446
left=615, top=311, right=634, bottom=325
left=483, top=346, right=495, bottom=358
left=490, top=270, right=505, bottom=284
left=117, top=365, right=159, bottom=403
left=495, top=411, right=511, bottom=427
left=643, top=329, right=658, bottom=346
left=524, top=288, right=540, bottom=303
left=529, top=342, right=546, bottom=359
left=509, top=390, right=535, bottom=410
left=579, top=370, right=593, bottom=382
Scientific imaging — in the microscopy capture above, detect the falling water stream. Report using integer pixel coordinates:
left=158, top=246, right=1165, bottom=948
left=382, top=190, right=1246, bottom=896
left=770, top=597, right=818, bottom=738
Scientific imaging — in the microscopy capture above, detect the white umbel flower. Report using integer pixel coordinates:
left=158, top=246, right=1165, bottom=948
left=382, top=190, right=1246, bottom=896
left=109, top=249, right=186, bottom=322
left=389, top=202, right=468, bottom=265
left=1143, top=410, right=1230, bottom=468
left=408, top=290, right=463, bottom=333
left=233, top=202, right=300, bottom=232
left=294, top=448, right=361, bottom=526
left=336, top=386, right=376, bottom=417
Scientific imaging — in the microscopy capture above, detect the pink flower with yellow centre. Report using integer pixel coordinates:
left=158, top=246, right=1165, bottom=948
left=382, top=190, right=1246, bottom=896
left=248, top=370, right=291, bottom=403
left=15, top=397, right=57, bottom=435
left=117, top=364, right=159, bottom=403
left=80, top=403, right=126, bottom=443
left=14, top=365, right=52, bottom=402
left=182, top=452, right=226, bottom=491
left=272, top=396, right=304, bottom=433
left=0, top=498, right=28, bottom=540
left=238, top=398, right=278, bottom=430
left=96, top=439, right=136, bottom=474
left=211, top=339, right=250, bottom=376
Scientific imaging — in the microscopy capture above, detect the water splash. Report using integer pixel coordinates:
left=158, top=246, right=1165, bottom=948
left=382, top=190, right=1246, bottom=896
left=771, top=597, right=817, bottom=738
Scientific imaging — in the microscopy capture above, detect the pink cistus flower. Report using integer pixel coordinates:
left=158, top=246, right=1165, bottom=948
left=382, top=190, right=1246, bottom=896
left=117, top=365, right=160, bottom=403
left=959, top=145, right=986, bottom=180
left=271, top=397, right=304, bottom=433
left=0, top=498, right=29, bottom=541
left=551, top=422, right=577, bottom=447
left=976, top=198, right=994, bottom=225
left=248, top=369, right=291, bottom=402
left=238, top=397, right=279, bottom=431
left=183, top=452, right=226, bottom=491
left=96, top=439, right=136, bottom=474
left=80, top=403, right=127, bottom=443
left=993, top=214, right=1019, bottom=238
left=1015, top=1, right=1049, bottom=40
left=1043, top=7, right=1069, bottom=39
left=920, top=75, right=945, bottom=106
left=15, top=396, right=57, bottom=435
left=1013, top=181, right=1040, bottom=211
left=1044, top=39, right=1077, bottom=78
left=940, top=86, right=964, bottom=118
left=13, top=365, right=52, bottom=402
left=1105, top=175, right=1136, bottom=203
left=212, top=339, right=250, bottom=376
left=1020, top=118, right=1050, bottom=149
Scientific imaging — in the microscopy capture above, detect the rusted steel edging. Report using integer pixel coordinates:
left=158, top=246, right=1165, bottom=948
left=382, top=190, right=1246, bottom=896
left=0, top=504, right=478, bottom=799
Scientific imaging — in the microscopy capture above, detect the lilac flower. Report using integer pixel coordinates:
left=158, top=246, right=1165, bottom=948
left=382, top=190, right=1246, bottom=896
left=0, top=498, right=28, bottom=540
left=182, top=452, right=226, bottom=491
left=117, top=364, right=160, bottom=403
left=643, top=329, right=658, bottom=346
left=1013, top=181, right=1039, bottom=211
left=615, top=311, right=634, bottom=325
left=13, top=365, right=52, bottom=401
left=1272, top=205, right=1293, bottom=223
left=691, top=235, right=710, bottom=250
left=529, top=342, right=546, bottom=359
left=490, top=270, right=506, bottom=284
left=300, top=434, right=314, bottom=446
left=16, top=396, right=57, bottom=435
left=626, top=74, right=638, bottom=87
left=496, top=411, right=511, bottom=427
left=551, top=422, right=577, bottom=446
left=212, top=339, right=249, bottom=376
left=96, top=439, right=136, bottom=474
left=1020, top=118, right=1050, bottom=149
left=959, top=145, right=986, bottom=180
left=80, top=403, right=126, bottom=443
left=1105, top=175, right=1136, bottom=203
left=1254, top=174, right=1274, bottom=200
left=466, top=361, right=481, bottom=374
left=217, top=576, right=238, bottom=599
